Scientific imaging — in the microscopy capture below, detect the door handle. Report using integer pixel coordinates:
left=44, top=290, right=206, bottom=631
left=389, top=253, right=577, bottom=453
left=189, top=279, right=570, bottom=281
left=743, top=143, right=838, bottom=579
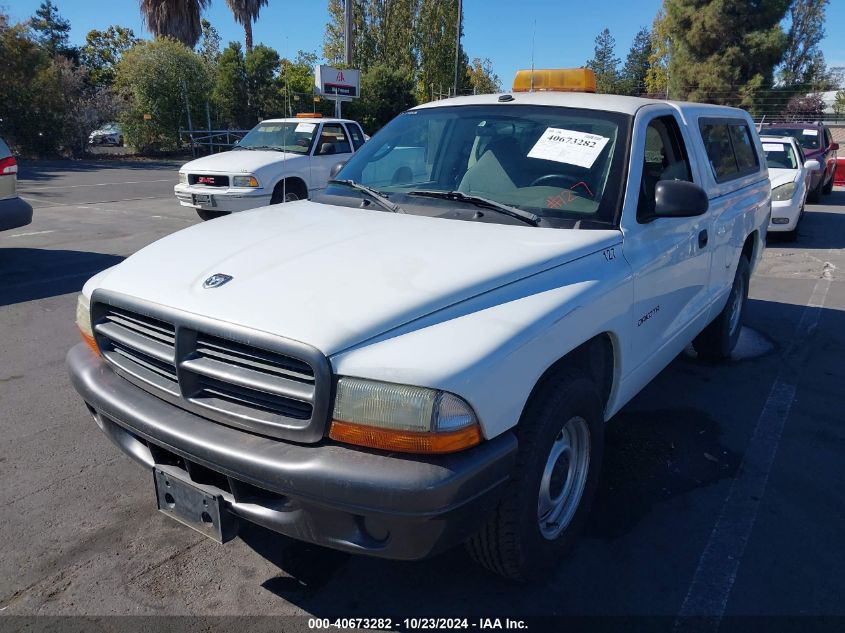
left=698, top=229, right=708, bottom=248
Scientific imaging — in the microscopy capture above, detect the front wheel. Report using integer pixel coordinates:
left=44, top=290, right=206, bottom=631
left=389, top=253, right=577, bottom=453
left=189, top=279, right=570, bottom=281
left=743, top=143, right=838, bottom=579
left=466, top=370, right=604, bottom=581
left=693, top=255, right=750, bottom=361
left=196, top=208, right=228, bottom=221
left=271, top=180, right=307, bottom=204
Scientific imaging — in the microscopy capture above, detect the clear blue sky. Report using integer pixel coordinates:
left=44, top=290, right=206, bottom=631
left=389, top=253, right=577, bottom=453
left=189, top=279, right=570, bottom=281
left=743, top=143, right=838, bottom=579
left=4, top=0, right=845, bottom=87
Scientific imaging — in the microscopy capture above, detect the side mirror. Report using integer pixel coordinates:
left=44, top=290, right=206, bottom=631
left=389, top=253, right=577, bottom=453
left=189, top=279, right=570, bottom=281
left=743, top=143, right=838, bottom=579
left=830, top=143, right=840, bottom=151
left=653, top=180, right=709, bottom=218
left=804, top=159, right=821, bottom=172
left=330, top=161, right=347, bottom=178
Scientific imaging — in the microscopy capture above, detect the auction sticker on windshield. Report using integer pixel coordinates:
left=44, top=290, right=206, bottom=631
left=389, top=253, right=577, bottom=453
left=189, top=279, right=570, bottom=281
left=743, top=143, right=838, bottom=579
left=763, top=143, right=785, bottom=152
left=528, top=128, right=610, bottom=169
left=295, top=122, right=317, bottom=133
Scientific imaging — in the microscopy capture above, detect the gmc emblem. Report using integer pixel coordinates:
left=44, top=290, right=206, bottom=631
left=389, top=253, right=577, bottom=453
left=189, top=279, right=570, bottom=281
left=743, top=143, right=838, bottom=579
left=197, top=176, right=215, bottom=185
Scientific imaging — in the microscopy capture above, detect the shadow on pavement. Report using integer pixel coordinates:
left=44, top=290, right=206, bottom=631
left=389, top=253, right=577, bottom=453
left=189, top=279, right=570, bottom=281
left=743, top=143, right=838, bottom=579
left=0, top=248, right=123, bottom=306
left=17, top=159, right=182, bottom=184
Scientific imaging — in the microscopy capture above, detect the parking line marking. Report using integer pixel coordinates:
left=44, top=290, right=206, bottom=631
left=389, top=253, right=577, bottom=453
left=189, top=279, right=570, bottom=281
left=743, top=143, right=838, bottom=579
left=675, top=274, right=832, bottom=630
left=7, top=230, right=56, bottom=238
left=20, top=178, right=174, bottom=190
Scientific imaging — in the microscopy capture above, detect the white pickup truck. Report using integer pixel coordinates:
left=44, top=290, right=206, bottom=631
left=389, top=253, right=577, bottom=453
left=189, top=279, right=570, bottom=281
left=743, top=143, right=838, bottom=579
left=174, top=117, right=367, bottom=220
left=69, top=80, right=769, bottom=581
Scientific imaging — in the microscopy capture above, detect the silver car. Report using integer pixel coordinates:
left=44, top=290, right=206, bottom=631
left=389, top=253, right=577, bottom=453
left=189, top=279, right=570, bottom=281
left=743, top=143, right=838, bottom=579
left=0, top=137, right=33, bottom=232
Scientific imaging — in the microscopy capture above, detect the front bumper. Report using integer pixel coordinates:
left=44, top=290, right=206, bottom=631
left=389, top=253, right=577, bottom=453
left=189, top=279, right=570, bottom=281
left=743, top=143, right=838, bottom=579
left=768, top=196, right=802, bottom=232
left=173, top=184, right=271, bottom=213
left=67, top=344, right=516, bottom=559
left=0, top=196, right=33, bottom=232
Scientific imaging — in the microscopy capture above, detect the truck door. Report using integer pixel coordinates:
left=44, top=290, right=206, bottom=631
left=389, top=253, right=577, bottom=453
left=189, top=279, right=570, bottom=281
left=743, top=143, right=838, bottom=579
left=622, top=110, right=713, bottom=373
left=310, top=123, right=354, bottom=192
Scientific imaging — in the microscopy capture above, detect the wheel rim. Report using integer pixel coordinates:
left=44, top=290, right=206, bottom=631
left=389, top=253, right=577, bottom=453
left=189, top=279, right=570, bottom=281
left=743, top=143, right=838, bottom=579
left=283, top=192, right=300, bottom=202
left=728, top=273, right=745, bottom=337
left=537, top=416, right=590, bottom=540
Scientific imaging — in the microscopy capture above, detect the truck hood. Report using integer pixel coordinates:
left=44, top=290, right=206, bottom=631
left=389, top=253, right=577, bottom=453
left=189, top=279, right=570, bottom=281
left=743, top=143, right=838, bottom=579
left=93, top=201, right=621, bottom=355
left=180, top=149, right=304, bottom=174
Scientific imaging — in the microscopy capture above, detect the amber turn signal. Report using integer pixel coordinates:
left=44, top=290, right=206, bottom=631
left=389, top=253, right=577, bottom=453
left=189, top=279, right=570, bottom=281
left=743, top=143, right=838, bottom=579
left=329, top=419, right=483, bottom=454
left=80, top=327, right=100, bottom=356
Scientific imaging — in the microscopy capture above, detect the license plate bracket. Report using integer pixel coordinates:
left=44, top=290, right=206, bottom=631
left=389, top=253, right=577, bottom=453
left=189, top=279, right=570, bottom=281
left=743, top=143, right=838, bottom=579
left=192, top=193, right=214, bottom=206
left=153, top=467, right=236, bottom=543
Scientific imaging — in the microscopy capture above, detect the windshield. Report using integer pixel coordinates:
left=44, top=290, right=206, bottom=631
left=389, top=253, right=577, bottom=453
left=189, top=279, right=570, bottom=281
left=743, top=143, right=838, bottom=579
left=761, top=140, right=799, bottom=170
left=332, top=105, right=630, bottom=227
left=238, top=121, right=318, bottom=153
left=763, top=127, right=821, bottom=151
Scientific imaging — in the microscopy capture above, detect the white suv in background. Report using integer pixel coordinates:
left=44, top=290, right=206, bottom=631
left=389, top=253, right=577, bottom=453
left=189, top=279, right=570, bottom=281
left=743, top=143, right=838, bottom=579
left=175, top=117, right=367, bottom=220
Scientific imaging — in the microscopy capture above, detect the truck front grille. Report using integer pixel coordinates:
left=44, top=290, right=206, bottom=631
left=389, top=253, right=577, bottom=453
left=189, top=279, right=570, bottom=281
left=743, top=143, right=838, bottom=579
left=91, top=296, right=331, bottom=442
left=188, top=174, right=229, bottom=187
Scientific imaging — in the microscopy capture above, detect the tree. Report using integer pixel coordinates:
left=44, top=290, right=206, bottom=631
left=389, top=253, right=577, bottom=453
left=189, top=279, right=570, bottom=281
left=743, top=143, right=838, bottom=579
left=466, top=57, right=500, bottom=95
left=663, top=0, right=790, bottom=109
left=0, top=17, right=66, bottom=154
left=784, top=92, right=825, bottom=120
left=139, top=0, right=210, bottom=48
left=29, top=0, right=71, bottom=57
left=586, top=28, right=621, bottom=94
left=780, top=0, right=828, bottom=87
left=348, top=64, right=415, bottom=132
left=416, top=0, right=467, bottom=100
left=212, top=42, right=248, bottom=127
left=834, top=90, right=845, bottom=116
left=224, top=0, right=267, bottom=53
left=645, top=8, right=669, bottom=97
left=367, top=0, right=418, bottom=71
left=198, top=18, right=221, bottom=66
left=619, top=27, right=652, bottom=96
left=324, top=0, right=371, bottom=69
left=80, top=26, right=139, bottom=87
left=245, top=43, right=281, bottom=120
left=115, top=37, right=211, bottom=150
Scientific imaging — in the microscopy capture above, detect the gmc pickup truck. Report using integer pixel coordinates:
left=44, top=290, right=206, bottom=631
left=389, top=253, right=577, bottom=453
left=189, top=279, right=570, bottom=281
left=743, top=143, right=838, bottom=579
left=69, top=74, right=769, bottom=581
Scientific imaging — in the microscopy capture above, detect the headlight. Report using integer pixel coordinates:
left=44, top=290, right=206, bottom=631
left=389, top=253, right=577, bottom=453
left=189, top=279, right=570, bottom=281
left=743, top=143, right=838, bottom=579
left=76, top=293, right=99, bottom=355
left=329, top=377, right=482, bottom=454
left=772, top=182, right=796, bottom=202
left=232, top=175, right=259, bottom=188
left=178, top=172, right=187, bottom=184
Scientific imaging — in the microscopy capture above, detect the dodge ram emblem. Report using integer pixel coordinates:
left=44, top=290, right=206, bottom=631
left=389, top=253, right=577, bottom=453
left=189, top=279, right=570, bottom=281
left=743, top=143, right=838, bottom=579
left=203, top=273, right=233, bottom=289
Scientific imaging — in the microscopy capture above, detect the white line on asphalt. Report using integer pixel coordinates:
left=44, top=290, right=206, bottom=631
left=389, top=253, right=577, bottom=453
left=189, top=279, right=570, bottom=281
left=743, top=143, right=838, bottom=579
left=675, top=273, right=832, bottom=631
left=7, top=230, right=56, bottom=238
left=21, top=178, right=174, bottom=190
left=19, top=196, right=165, bottom=208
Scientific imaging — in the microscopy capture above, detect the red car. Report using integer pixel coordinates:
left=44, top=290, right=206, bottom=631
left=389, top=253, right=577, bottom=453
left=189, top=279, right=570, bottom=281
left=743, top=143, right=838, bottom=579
left=759, top=122, right=839, bottom=201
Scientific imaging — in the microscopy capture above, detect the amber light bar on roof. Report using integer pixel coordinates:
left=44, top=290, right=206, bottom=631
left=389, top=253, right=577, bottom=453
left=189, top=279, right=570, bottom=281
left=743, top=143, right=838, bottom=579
left=512, top=68, right=597, bottom=93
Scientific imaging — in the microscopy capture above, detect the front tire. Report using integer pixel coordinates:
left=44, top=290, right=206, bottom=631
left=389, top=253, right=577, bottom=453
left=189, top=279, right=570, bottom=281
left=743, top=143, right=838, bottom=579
left=196, top=209, right=228, bottom=221
left=693, top=255, right=750, bottom=361
left=466, top=370, right=604, bottom=581
left=271, top=180, right=307, bottom=204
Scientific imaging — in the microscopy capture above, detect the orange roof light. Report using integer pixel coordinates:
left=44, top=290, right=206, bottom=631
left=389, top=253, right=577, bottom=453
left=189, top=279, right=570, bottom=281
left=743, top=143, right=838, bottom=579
left=512, top=68, right=597, bottom=93
left=295, top=112, right=323, bottom=118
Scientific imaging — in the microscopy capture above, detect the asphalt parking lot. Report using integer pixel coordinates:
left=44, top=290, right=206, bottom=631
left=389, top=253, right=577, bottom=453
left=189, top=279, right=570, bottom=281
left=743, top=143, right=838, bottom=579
left=1, top=159, right=844, bottom=629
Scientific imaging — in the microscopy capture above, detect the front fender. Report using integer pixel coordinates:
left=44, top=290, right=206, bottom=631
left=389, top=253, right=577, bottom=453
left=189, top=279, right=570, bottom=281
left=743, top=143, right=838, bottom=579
left=330, top=247, right=633, bottom=439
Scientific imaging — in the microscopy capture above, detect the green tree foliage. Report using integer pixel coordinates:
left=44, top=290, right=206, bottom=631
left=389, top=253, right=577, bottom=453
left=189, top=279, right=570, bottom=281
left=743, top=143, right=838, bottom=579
left=245, top=44, right=282, bottom=120
left=466, top=57, right=501, bottom=95
left=586, top=28, right=621, bottom=94
left=416, top=0, right=467, bottom=100
left=224, top=0, right=267, bottom=53
left=618, top=27, right=652, bottom=96
left=115, top=38, right=211, bottom=151
left=366, top=0, right=418, bottom=71
left=324, top=0, right=371, bottom=68
left=347, top=64, right=415, bottom=132
left=663, top=0, right=790, bottom=108
left=0, top=19, right=66, bottom=154
left=645, top=8, right=670, bottom=97
left=213, top=42, right=249, bottom=128
left=29, top=0, right=71, bottom=57
left=780, top=0, right=829, bottom=87
left=139, top=0, right=210, bottom=48
left=80, top=26, right=139, bottom=87
left=198, top=18, right=221, bottom=66
left=834, top=90, right=845, bottom=116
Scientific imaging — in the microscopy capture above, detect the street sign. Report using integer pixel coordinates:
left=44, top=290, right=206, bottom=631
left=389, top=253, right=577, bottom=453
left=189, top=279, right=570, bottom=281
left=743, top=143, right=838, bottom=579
left=315, top=65, right=360, bottom=100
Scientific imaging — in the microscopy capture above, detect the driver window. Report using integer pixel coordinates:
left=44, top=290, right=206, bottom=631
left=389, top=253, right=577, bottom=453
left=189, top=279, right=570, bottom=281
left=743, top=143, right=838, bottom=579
left=638, top=116, right=693, bottom=220
left=316, top=124, right=352, bottom=156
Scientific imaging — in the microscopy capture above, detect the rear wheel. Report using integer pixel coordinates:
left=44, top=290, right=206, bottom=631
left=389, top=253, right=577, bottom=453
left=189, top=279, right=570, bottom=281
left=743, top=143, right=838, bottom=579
left=466, top=369, right=603, bottom=581
left=693, top=255, right=750, bottom=361
left=271, top=180, right=307, bottom=204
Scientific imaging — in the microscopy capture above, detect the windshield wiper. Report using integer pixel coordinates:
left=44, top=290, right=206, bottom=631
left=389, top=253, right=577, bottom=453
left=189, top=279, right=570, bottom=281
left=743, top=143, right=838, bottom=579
left=408, top=190, right=541, bottom=227
left=245, top=145, right=284, bottom=152
left=330, top=179, right=404, bottom=214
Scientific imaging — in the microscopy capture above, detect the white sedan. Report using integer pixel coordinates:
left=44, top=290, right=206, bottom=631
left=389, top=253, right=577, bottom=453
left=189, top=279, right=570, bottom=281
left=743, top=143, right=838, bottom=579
left=760, top=135, right=820, bottom=241
left=175, top=117, right=367, bottom=220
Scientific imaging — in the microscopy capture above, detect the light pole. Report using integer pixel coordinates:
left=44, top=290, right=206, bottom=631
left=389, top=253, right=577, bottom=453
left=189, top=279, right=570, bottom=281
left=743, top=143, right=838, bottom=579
left=344, top=0, right=353, bottom=66
left=453, top=0, right=462, bottom=97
